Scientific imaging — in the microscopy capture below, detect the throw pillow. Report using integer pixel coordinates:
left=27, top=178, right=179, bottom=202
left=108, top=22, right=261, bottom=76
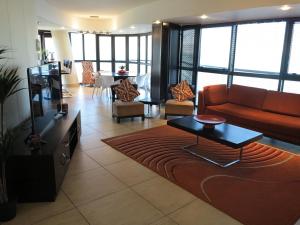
left=114, top=79, right=140, bottom=102
left=171, top=80, right=195, bottom=101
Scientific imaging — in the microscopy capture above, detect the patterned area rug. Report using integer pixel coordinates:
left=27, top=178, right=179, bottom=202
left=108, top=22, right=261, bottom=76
left=102, top=125, right=300, bottom=225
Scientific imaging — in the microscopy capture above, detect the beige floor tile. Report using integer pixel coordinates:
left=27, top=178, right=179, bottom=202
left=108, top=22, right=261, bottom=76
left=85, top=146, right=128, bottom=166
left=169, top=199, right=242, bottom=225
left=33, top=209, right=89, bottom=225
left=106, top=159, right=157, bottom=186
left=101, top=127, right=134, bottom=138
left=62, top=167, right=126, bottom=206
left=3, top=191, right=74, bottom=225
left=66, top=151, right=100, bottom=176
left=149, top=217, right=179, bottom=225
left=79, top=189, right=163, bottom=225
left=79, top=134, right=107, bottom=150
left=132, top=176, right=195, bottom=214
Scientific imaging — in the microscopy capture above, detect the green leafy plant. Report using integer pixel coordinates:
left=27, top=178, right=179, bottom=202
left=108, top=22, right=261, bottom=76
left=0, top=48, right=23, bottom=204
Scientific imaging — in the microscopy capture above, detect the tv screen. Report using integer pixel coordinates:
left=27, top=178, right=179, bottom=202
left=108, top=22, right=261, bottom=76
left=27, top=62, right=62, bottom=135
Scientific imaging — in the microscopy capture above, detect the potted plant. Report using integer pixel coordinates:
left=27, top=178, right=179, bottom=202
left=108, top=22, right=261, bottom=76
left=0, top=48, right=23, bottom=221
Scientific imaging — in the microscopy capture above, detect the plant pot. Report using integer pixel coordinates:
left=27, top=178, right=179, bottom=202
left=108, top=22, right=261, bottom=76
left=0, top=197, right=17, bottom=222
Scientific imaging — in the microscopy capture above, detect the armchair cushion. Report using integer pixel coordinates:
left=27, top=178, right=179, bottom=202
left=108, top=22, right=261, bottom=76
left=171, top=80, right=195, bottom=102
left=114, top=79, right=140, bottom=102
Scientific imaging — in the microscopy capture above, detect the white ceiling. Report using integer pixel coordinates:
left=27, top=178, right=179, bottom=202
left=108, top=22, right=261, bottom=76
left=46, top=0, right=157, bottom=17
left=167, top=4, right=300, bottom=25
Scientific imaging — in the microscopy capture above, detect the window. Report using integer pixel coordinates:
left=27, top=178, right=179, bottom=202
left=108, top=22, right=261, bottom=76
left=140, top=36, right=146, bottom=62
left=235, top=22, right=286, bottom=73
left=100, top=62, right=112, bottom=72
left=233, top=76, right=278, bottom=90
left=181, top=70, right=193, bottom=84
left=140, top=64, right=146, bottom=74
left=115, top=63, right=125, bottom=72
left=288, top=23, right=300, bottom=74
left=129, top=64, right=138, bottom=73
left=182, top=29, right=195, bottom=68
left=200, top=26, right=232, bottom=68
left=197, top=72, right=227, bottom=91
left=115, top=36, right=126, bottom=61
left=99, top=36, right=112, bottom=60
left=70, top=33, right=83, bottom=60
left=74, top=62, right=83, bottom=83
left=283, top=80, right=300, bottom=94
left=44, top=37, right=57, bottom=61
left=84, top=34, right=96, bottom=60
left=147, top=66, right=151, bottom=74
left=129, top=36, right=138, bottom=62
left=147, top=35, right=152, bottom=63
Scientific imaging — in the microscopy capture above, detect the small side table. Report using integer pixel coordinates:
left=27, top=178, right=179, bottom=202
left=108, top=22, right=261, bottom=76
left=138, top=97, right=161, bottom=118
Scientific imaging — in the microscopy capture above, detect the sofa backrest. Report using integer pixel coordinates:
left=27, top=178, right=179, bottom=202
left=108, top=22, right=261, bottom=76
left=262, top=91, right=300, bottom=117
left=228, top=85, right=267, bottom=109
left=203, top=84, right=228, bottom=106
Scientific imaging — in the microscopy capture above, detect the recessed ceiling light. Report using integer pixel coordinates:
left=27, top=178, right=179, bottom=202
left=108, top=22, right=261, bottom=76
left=154, top=20, right=161, bottom=24
left=130, top=25, right=136, bottom=29
left=200, top=14, right=208, bottom=19
left=280, top=5, right=291, bottom=11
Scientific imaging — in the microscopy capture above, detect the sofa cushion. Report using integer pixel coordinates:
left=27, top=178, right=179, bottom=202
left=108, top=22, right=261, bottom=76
left=203, top=84, right=228, bottom=106
left=262, top=91, right=300, bottom=117
left=206, top=103, right=300, bottom=137
left=228, top=85, right=267, bottom=109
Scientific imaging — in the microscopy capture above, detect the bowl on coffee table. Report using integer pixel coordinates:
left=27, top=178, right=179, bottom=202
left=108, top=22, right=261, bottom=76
left=194, top=115, right=226, bottom=130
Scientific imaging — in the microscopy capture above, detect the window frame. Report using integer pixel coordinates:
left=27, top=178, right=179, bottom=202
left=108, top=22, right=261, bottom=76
left=69, top=32, right=152, bottom=76
left=178, top=17, right=300, bottom=98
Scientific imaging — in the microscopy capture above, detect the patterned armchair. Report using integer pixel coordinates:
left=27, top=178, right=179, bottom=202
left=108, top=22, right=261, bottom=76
left=82, top=61, right=95, bottom=85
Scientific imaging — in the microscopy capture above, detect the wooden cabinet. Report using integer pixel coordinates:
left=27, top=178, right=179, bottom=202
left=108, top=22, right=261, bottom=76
left=7, top=110, right=81, bottom=202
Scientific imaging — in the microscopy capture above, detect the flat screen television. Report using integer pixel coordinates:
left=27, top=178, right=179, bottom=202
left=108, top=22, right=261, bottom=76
left=27, top=62, right=63, bottom=137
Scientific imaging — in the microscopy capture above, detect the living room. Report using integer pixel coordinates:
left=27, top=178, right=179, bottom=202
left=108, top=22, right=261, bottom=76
left=1, top=0, right=300, bottom=225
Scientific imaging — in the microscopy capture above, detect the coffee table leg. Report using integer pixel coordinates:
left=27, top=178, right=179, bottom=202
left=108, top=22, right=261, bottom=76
left=183, top=135, right=242, bottom=168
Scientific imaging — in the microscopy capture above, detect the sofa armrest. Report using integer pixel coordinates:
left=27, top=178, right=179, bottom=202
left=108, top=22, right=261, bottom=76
left=197, top=90, right=206, bottom=115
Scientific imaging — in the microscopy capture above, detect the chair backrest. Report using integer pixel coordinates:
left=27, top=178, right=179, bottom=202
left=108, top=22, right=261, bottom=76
left=144, top=74, right=151, bottom=91
left=136, top=74, right=147, bottom=89
left=82, top=61, right=94, bottom=84
left=101, top=76, right=115, bottom=88
left=94, top=74, right=102, bottom=88
left=111, top=83, right=138, bottom=102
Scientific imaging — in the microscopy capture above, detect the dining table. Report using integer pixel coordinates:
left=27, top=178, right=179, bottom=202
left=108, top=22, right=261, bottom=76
left=100, top=71, right=139, bottom=81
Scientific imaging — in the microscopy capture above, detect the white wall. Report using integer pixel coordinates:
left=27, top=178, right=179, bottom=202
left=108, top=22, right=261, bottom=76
left=51, top=30, right=78, bottom=84
left=0, top=0, right=37, bottom=130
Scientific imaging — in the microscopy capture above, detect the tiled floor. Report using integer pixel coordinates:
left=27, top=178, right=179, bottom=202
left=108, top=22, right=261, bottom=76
left=4, top=86, right=299, bottom=225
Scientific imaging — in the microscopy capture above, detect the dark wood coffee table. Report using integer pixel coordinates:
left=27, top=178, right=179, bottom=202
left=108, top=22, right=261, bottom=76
left=167, top=116, right=263, bottom=167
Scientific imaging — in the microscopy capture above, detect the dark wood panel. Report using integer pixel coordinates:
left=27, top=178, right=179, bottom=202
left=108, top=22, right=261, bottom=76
left=7, top=110, right=81, bottom=202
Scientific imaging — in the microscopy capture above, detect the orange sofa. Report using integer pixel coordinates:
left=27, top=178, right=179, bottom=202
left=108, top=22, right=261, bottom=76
left=198, top=84, right=300, bottom=145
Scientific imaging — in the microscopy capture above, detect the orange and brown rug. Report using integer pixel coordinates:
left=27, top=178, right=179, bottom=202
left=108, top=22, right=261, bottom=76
left=102, top=125, right=300, bottom=225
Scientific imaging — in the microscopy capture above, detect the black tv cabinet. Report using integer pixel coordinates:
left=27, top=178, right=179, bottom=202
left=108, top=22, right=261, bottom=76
left=7, top=110, right=81, bottom=202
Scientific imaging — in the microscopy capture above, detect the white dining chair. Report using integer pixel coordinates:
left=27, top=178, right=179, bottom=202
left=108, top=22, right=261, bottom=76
left=92, top=72, right=102, bottom=98
left=100, top=76, right=115, bottom=98
left=136, top=74, right=147, bottom=91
